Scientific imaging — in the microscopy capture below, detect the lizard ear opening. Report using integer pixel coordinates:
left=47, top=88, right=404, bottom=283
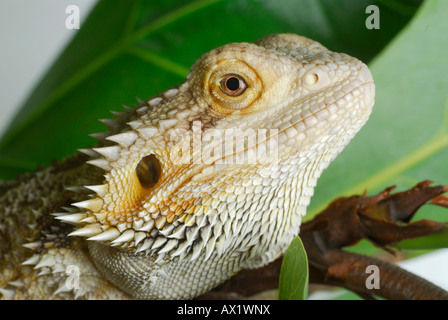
left=136, top=154, right=162, bottom=189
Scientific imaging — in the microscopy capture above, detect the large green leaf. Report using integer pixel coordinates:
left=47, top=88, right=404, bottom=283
left=308, top=0, right=448, bottom=229
left=0, top=0, right=421, bottom=180
left=307, top=0, right=448, bottom=254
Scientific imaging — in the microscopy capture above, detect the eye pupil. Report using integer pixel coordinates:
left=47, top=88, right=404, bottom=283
left=220, top=74, right=247, bottom=96
left=226, top=77, right=241, bottom=91
left=136, top=154, right=162, bottom=189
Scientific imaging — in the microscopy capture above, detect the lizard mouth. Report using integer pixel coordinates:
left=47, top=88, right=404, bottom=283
left=285, top=80, right=375, bottom=134
left=212, top=80, right=375, bottom=166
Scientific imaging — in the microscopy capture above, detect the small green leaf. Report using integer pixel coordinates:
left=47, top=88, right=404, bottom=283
left=278, top=236, right=309, bottom=300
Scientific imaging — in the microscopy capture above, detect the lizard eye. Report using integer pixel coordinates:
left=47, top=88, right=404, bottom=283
left=136, top=154, right=162, bottom=189
left=208, top=60, right=262, bottom=112
left=220, top=74, right=247, bottom=96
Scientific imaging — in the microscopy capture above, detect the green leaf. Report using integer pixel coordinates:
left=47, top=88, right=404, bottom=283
left=308, top=0, right=448, bottom=236
left=278, top=236, right=309, bottom=300
left=0, top=0, right=420, bottom=180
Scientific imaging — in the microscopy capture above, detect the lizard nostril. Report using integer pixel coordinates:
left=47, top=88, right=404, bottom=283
left=303, top=67, right=330, bottom=90
left=136, top=154, right=162, bottom=189
left=305, top=72, right=319, bottom=85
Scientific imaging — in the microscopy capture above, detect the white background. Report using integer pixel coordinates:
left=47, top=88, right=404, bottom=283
left=0, top=0, right=96, bottom=135
left=0, top=0, right=447, bottom=297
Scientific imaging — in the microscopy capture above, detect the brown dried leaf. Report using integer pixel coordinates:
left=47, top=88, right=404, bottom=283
left=301, top=180, right=447, bottom=252
left=198, top=181, right=448, bottom=300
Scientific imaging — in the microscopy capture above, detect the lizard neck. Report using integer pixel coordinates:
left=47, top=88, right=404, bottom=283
left=86, top=160, right=321, bottom=299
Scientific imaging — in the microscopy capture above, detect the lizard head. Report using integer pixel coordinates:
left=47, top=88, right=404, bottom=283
left=59, top=34, right=374, bottom=298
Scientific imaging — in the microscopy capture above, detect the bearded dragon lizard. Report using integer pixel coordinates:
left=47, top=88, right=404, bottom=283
left=0, top=34, right=375, bottom=299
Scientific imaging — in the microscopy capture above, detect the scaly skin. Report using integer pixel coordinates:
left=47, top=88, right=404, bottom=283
left=0, top=34, right=374, bottom=299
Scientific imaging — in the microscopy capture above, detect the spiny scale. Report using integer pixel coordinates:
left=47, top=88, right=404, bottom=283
left=68, top=224, right=102, bottom=237
left=84, top=185, right=108, bottom=198
left=93, top=146, right=121, bottom=161
left=54, top=213, right=87, bottom=224
left=86, top=158, right=111, bottom=171
left=87, top=228, right=120, bottom=241
left=106, top=132, right=138, bottom=147
left=72, top=198, right=103, bottom=212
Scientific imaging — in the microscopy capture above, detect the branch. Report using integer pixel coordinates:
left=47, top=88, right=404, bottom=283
left=308, top=249, right=448, bottom=300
